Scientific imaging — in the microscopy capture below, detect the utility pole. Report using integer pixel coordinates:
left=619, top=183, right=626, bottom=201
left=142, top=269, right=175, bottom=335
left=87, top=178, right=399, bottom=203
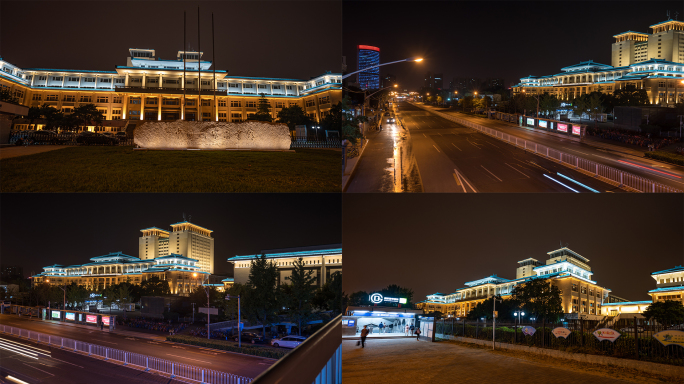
left=226, top=294, right=241, bottom=348
left=493, top=297, right=501, bottom=350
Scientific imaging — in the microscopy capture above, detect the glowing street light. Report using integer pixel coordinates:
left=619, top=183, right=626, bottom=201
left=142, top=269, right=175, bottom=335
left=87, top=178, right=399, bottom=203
left=342, top=56, right=424, bottom=79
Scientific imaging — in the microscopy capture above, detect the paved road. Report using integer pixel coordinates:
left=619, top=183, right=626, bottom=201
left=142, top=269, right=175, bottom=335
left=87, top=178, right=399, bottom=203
left=397, top=102, right=625, bottom=193
left=342, top=338, right=650, bottom=384
left=418, top=103, right=684, bottom=191
left=0, top=333, right=186, bottom=384
left=0, top=314, right=274, bottom=379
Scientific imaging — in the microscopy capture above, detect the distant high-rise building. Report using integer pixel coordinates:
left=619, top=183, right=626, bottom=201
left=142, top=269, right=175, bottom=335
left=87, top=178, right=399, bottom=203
left=612, top=19, right=684, bottom=67
left=484, top=78, right=505, bottom=90
left=450, top=77, right=481, bottom=93
left=140, top=221, right=215, bottom=274
left=425, top=72, right=443, bottom=90
left=382, top=74, right=397, bottom=88
left=357, top=45, right=380, bottom=90
left=1, top=266, right=23, bottom=281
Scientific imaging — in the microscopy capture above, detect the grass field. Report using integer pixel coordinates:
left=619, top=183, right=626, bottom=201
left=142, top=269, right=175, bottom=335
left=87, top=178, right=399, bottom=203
left=0, top=146, right=341, bottom=192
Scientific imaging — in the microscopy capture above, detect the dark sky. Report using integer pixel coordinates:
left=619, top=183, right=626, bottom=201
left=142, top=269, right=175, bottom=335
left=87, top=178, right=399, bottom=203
left=343, top=0, right=684, bottom=90
left=342, top=194, right=684, bottom=303
left=0, top=0, right=341, bottom=80
left=0, top=194, right=341, bottom=278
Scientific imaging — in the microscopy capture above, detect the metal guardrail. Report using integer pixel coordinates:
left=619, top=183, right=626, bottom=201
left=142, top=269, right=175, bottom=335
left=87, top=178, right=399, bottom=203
left=0, top=324, right=252, bottom=384
left=414, top=104, right=682, bottom=193
left=251, top=314, right=341, bottom=384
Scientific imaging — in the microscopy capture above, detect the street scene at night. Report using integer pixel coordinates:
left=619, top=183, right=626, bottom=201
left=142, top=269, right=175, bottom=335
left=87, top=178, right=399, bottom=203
left=342, top=193, right=684, bottom=383
left=0, top=194, right=342, bottom=384
left=342, top=1, right=684, bottom=193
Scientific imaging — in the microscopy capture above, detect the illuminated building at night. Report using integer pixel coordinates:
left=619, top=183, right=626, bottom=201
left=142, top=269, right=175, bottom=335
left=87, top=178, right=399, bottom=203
left=139, top=221, right=214, bottom=274
left=0, top=48, right=342, bottom=131
left=31, top=252, right=208, bottom=296
left=357, top=45, right=380, bottom=90
left=416, top=247, right=612, bottom=320
left=228, top=244, right=342, bottom=287
left=513, top=19, right=684, bottom=106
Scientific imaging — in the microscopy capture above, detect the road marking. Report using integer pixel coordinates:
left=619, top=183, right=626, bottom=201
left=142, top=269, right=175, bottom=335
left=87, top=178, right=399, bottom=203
left=167, top=354, right=212, bottom=364
left=484, top=140, right=500, bottom=148
left=467, top=139, right=482, bottom=149
left=433, top=145, right=441, bottom=153
left=480, top=165, right=503, bottom=182
left=557, top=172, right=600, bottom=193
left=22, top=363, right=54, bottom=376
left=147, top=341, right=160, bottom=345
left=453, top=172, right=466, bottom=193
left=172, top=345, right=186, bottom=349
left=48, top=356, right=84, bottom=368
left=423, top=133, right=427, bottom=138
left=0, top=337, right=50, bottom=355
left=504, top=163, right=530, bottom=179
left=93, top=339, right=117, bottom=345
left=6, top=376, right=30, bottom=384
left=543, top=174, right=580, bottom=192
left=526, top=161, right=552, bottom=174
left=451, top=143, right=462, bottom=151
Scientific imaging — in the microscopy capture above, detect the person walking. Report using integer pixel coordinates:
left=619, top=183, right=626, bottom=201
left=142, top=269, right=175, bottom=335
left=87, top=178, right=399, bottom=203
left=410, top=324, right=415, bottom=335
left=415, top=327, right=421, bottom=341
left=405, top=324, right=410, bottom=336
left=359, top=325, right=369, bottom=348
left=378, top=322, right=384, bottom=334
left=100, top=321, right=104, bottom=331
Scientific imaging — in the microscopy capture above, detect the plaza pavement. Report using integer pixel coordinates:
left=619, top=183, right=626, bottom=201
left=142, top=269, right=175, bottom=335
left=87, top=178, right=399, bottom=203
left=342, top=338, right=667, bottom=384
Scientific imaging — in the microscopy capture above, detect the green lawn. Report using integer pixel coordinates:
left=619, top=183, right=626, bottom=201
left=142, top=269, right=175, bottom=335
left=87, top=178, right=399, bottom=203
left=0, top=146, right=342, bottom=192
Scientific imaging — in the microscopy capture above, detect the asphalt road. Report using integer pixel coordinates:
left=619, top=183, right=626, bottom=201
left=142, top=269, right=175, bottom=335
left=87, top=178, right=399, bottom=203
left=417, top=103, right=684, bottom=191
left=0, top=333, right=187, bottom=384
left=0, top=315, right=274, bottom=379
left=397, top=102, right=625, bottom=193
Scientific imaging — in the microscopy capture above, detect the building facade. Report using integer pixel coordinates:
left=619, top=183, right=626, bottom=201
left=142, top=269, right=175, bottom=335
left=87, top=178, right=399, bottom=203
left=357, top=45, right=380, bottom=90
left=227, top=244, right=342, bottom=287
left=31, top=252, right=208, bottom=296
left=139, top=221, right=215, bottom=274
left=416, top=248, right=611, bottom=320
left=424, top=72, right=443, bottom=90
left=0, top=48, right=342, bottom=131
left=513, top=20, right=684, bottom=107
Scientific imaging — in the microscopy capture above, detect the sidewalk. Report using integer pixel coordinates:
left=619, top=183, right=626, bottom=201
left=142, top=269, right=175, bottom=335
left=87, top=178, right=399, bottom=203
left=0, top=145, right=69, bottom=160
left=25, top=316, right=169, bottom=341
left=344, top=126, right=397, bottom=192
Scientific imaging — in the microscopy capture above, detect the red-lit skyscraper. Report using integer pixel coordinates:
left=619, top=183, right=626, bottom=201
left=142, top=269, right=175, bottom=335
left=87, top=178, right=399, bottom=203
left=357, top=45, right=380, bottom=90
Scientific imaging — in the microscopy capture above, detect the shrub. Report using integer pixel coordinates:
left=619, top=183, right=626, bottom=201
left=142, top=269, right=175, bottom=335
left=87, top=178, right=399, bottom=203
left=167, top=334, right=288, bottom=359
left=644, top=151, right=684, bottom=166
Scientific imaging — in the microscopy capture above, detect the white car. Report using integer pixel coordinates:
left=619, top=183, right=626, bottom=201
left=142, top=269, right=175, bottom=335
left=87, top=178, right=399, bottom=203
left=271, top=335, right=307, bottom=349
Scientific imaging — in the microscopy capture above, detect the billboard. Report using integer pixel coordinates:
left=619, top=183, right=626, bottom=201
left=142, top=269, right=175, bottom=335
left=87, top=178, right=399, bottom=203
left=65, top=313, right=76, bottom=321
left=558, top=123, right=568, bottom=133
left=102, top=316, right=110, bottom=326
left=526, top=118, right=535, bottom=126
left=572, top=126, right=581, bottom=135
left=86, top=314, right=98, bottom=324
left=342, top=319, right=356, bottom=327
left=538, top=120, right=547, bottom=128
left=51, top=310, right=60, bottom=319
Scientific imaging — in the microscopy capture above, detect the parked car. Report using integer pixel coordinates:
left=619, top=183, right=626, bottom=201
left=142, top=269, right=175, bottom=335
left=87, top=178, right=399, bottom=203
left=76, top=131, right=119, bottom=145
left=234, top=332, right=266, bottom=344
left=270, top=335, right=307, bottom=349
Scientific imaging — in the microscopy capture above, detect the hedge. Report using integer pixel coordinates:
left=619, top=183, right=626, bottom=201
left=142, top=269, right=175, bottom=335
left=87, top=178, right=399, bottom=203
left=645, top=151, right=684, bottom=166
left=167, top=335, right=288, bottom=359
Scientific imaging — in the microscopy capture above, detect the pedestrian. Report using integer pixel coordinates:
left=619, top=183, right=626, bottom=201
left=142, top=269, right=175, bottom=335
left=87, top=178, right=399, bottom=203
left=410, top=324, right=415, bottom=335
left=388, top=323, right=393, bottom=334
left=378, top=322, right=384, bottom=334
left=100, top=321, right=104, bottom=331
left=405, top=324, right=410, bottom=336
left=415, top=328, right=421, bottom=341
left=359, top=325, right=369, bottom=348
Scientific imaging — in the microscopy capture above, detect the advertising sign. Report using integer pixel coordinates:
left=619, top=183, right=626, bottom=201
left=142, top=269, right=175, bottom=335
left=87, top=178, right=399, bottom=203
left=65, top=313, right=76, bottom=321
left=521, top=326, right=536, bottom=336
left=342, top=319, right=356, bottom=327
left=86, top=314, right=98, bottom=324
left=593, top=328, right=621, bottom=342
left=552, top=327, right=571, bottom=339
left=51, top=310, right=60, bottom=319
left=572, top=126, right=581, bottom=135
left=538, top=120, right=547, bottom=128
left=369, top=293, right=407, bottom=305
left=102, top=316, right=110, bottom=326
left=526, top=118, right=535, bottom=126
left=653, top=330, right=684, bottom=347
left=558, top=123, right=568, bottom=133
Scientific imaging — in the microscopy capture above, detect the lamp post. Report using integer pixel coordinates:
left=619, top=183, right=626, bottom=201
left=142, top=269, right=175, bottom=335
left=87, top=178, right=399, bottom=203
left=514, top=311, right=525, bottom=343
left=226, top=294, right=241, bottom=348
left=193, top=272, right=212, bottom=340
left=493, top=297, right=501, bottom=350
left=342, top=57, right=423, bottom=80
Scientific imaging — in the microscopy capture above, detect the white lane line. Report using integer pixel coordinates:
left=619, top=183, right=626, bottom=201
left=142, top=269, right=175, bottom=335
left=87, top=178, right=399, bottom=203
left=458, top=171, right=478, bottom=193
left=0, top=342, right=39, bottom=359
left=166, top=353, right=212, bottom=364
left=451, top=143, right=462, bottom=151
left=481, top=165, right=503, bottom=182
left=92, top=339, right=117, bottom=345
left=433, top=145, right=441, bottom=153
left=6, top=375, right=30, bottom=384
left=0, top=337, right=50, bottom=355
left=22, top=363, right=54, bottom=376
left=453, top=171, right=467, bottom=193
left=423, top=133, right=427, bottom=138
left=505, top=163, right=530, bottom=179
left=467, top=140, right=481, bottom=149
left=48, top=356, right=84, bottom=368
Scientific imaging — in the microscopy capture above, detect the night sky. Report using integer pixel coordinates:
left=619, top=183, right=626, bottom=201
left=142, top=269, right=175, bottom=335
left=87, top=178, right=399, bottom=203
left=1, top=0, right=341, bottom=80
left=342, top=194, right=684, bottom=303
left=343, top=1, right=684, bottom=90
left=0, top=194, right=342, bottom=278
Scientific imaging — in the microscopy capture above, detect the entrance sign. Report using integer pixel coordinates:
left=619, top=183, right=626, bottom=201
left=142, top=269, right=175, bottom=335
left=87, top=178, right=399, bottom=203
left=552, top=327, right=571, bottom=338
left=593, top=328, right=621, bottom=342
left=369, top=293, right=383, bottom=304
left=86, top=314, right=97, bottom=324
left=653, top=330, right=684, bottom=347
left=369, top=293, right=407, bottom=305
left=522, top=326, right=536, bottom=336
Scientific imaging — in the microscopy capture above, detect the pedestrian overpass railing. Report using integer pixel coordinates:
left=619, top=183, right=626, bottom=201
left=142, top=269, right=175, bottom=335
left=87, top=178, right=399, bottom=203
left=411, top=103, right=682, bottom=193
left=0, top=324, right=252, bottom=384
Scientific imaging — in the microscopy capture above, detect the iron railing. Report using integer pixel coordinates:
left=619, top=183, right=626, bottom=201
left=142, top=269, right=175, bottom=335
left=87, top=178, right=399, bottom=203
left=413, top=104, right=682, bottom=193
left=0, top=324, right=253, bottom=384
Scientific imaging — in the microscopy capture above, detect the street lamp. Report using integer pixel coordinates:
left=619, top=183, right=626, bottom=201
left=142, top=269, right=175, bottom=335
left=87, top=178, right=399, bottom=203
left=225, top=294, right=242, bottom=348
left=342, top=57, right=423, bottom=80
left=514, top=311, right=525, bottom=343
left=492, top=297, right=502, bottom=350
left=194, top=272, right=213, bottom=340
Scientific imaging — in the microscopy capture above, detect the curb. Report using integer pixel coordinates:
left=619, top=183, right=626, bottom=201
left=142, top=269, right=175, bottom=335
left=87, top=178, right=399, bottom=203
left=342, top=138, right=369, bottom=192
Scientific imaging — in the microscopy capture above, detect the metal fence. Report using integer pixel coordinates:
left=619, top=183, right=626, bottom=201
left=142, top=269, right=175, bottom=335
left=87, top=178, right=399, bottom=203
left=290, top=136, right=341, bottom=149
left=0, top=324, right=253, bottom=384
left=413, top=105, right=682, bottom=193
left=8, top=130, right=133, bottom=146
left=434, top=317, right=683, bottom=366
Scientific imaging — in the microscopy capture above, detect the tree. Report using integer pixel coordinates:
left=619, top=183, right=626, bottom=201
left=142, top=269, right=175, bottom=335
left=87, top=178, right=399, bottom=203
left=348, top=290, right=370, bottom=306
left=72, top=104, right=104, bottom=131
left=221, top=283, right=248, bottom=323
left=139, top=276, right=170, bottom=297
left=643, top=300, right=684, bottom=327
left=245, top=254, right=279, bottom=336
left=284, top=258, right=318, bottom=336
left=65, top=282, right=90, bottom=310
left=540, top=94, right=561, bottom=118
left=319, top=271, right=342, bottom=315
left=586, top=93, right=604, bottom=126
left=466, top=295, right=519, bottom=321
left=27, top=107, right=42, bottom=129
left=39, top=104, right=63, bottom=131
left=511, top=278, right=563, bottom=323
left=572, top=97, right=587, bottom=122
left=339, top=97, right=367, bottom=144
left=613, top=84, right=649, bottom=106
left=252, top=95, right=273, bottom=122
left=380, top=284, right=414, bottom=306
left=277, top=105, right=310, bottom=132
left=0, top=88, right=19, bottom=104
